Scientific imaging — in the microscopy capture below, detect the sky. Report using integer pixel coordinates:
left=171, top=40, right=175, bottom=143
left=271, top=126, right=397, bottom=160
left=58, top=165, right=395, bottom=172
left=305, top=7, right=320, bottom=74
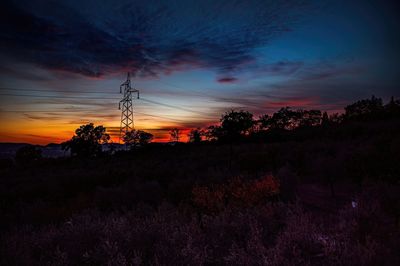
left=0, top=0, right=399, bottom=144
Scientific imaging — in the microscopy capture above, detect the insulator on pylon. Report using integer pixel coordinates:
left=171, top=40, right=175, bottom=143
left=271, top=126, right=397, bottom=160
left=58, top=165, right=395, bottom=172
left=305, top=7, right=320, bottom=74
left=118, top=72, right=139, bottom=144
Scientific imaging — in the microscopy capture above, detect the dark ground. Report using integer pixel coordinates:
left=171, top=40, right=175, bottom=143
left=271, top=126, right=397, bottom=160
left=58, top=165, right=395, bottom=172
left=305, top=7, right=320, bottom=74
left=0, top=118, right=399, bottom=265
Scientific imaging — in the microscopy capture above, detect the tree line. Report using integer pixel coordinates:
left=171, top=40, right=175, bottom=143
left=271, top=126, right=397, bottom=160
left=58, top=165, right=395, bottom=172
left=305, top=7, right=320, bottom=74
left=48, top=95, right=399, bottom=157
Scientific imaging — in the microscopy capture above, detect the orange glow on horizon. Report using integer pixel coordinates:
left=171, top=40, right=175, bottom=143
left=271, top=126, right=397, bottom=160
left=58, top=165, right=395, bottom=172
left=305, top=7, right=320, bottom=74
left=0, top=107, right=199, bottom=145
left=0, top=119, right=193, bottom=145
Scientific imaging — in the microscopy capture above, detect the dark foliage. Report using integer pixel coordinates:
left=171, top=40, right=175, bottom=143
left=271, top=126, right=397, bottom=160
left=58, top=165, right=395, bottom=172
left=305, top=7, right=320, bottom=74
left=1, top=186, right=399, bottom=265
left=345, top=95, right=384, bottom=120
left=169, top=128, right=181, bottom=142
left=61, top=123, right=110, bottom=157
left=215, top=110, right=254, bottom=142
left=1, top=96, right=400, bottom=265
left=222, top=110, right=254, bottom=134
left=15, top=145, right=42, bottom=165
left=205, top=96, right=400, bottom=143
left=188, top=128, right=204, bottom=143
left=123, top=130, right=154, bottom=149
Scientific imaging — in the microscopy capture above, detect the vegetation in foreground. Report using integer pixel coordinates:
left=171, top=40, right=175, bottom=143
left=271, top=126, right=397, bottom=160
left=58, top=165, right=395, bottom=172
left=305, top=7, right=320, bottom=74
left=0, top=96, right=400, bottom=265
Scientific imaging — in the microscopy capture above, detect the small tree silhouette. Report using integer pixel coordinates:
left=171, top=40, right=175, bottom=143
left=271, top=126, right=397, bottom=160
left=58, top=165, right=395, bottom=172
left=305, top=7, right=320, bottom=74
left=385, top=96, right=400, bottom=117
left=188, top=128, right=203, bottom=143
left=345, top=95, right=384, bottom=120
left=62, top=123, right=110, bottom=157
left=258, top=114, right=271, bottom=131
left=268, top=107, right=301, bottom=130
left=204, top=125, right=223, bottom=141
left=321, top=111, right=329, bottom=127
left=123, top=130, right=153, bottom=149
left=170, top=128, right=181, bottom=142
left=220, top=110, right=254, bottom=141
left=298, top=109, right=322, bottom=128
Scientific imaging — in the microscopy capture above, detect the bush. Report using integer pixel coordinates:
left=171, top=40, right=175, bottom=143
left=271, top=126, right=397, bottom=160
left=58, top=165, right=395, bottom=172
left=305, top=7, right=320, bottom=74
left=192, top=175, right=279, bottom=213
left=3, top=190, right=398, bottom=265
left=15, top=145, right=42, bottom=165
left=277, top=165, right=298, bottom=202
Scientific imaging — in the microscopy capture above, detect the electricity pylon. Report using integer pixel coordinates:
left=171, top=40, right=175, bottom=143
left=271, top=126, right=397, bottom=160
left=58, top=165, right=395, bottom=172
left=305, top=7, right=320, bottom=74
left=119, top=72, right=139, bottom=143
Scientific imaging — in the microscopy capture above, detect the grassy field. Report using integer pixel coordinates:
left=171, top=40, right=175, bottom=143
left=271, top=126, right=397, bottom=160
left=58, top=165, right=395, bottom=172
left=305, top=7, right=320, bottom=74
left=1, top=118, right=399, bottom=265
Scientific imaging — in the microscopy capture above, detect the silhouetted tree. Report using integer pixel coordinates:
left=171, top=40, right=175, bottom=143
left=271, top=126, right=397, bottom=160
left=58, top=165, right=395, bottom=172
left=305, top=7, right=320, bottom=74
left=258, top=114, right=271, bottom=131
left=385, top=96, right=400, bottom=117
left=62, top=123, right=110, bottom=157
left=257, top=109, right=322, bottom=132
left=321, top=111, right=329, bottom=127
left=123, top=130, right=153, bottom=149
left=204, top=125, right=221, bottom=141
left=217, top=110, right=254, bottom=170
left=345, top=95, right=383, bottom=120
left=138, top=131, right=153, bottom=146
left=299, top=109, right=322, bottom=128
left=170, top=128, right=181, bottom=142
left=15, top=145, right=42, bottom=165
left=268, top=107, right=301, bottom=130
left=123, top=130, right=138, bottom=147
left=329, top=112, right=344, bottom=124
left=188, top=128, right=203, bottom=143
left=219, top=110, right=254, bottom=141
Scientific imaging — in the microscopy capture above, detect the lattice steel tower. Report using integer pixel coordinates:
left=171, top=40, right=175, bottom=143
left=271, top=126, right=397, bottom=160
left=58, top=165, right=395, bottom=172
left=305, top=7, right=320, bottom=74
left=119, top=72, right=139, bottom=142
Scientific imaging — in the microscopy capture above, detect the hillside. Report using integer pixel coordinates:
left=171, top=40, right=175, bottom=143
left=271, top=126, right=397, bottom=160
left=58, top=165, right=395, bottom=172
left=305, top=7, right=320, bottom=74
left=1, top=117, right=399, bottom=265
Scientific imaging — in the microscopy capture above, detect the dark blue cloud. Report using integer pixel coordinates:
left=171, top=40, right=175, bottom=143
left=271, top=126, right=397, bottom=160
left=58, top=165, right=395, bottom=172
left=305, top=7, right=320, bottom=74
left=0, top=0, right=309, bottom=78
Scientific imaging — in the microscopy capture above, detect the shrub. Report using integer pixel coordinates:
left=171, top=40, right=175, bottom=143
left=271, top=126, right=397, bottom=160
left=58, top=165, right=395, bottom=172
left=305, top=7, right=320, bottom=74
left=192, top=175, right=279, bottom=213
left=277, top=165, right=298, bottom=202
left=15, top=145, right=42, bottom=165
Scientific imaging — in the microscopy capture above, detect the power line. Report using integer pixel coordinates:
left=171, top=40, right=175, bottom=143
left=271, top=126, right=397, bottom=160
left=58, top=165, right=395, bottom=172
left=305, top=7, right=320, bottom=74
left=135, top=111, right=186, bottom=122
left=0, top=109, right=88, bottom=113
left=140, top=97, right=209, bottom=115
left=0, top=87, right=118, bottom=94
left=0, top=93, right=120, bottom=100
left=0, top=109, right=187, bottom=122
left=0, top=83, right=209, bottom=98
left=1, top=82, right=211, bottom=101
left=0, top=92, right=209, bottom=116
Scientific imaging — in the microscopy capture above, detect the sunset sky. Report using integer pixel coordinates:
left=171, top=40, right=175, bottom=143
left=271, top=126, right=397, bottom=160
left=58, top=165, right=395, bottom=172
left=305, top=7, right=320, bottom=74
left=0, top=0, right=399, bottom=144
